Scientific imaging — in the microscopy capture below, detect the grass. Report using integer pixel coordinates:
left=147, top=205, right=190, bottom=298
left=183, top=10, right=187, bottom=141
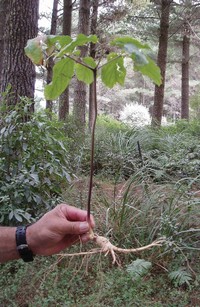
left=1, top=119, right=200, bottom=305
left=0, top=255, right=199, bottom=306
left=1, top=175, right=199, bottom=306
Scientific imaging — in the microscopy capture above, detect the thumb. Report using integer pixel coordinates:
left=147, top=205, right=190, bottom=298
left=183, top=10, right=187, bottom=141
left=63, top=221, right=90, bottom=235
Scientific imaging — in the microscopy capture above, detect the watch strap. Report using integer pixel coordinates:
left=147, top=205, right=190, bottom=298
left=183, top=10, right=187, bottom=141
left=16, top=226, right=34, bottom=262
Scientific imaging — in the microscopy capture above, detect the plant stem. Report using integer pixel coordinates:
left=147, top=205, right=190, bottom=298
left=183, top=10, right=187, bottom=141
left=87, top=68, right=97, bottom=225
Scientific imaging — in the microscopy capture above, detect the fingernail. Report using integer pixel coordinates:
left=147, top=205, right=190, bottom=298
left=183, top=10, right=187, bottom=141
left=79, top=222, right=89, bottom=233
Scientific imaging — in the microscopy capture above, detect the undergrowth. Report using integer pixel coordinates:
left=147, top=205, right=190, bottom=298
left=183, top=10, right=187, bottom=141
left=1, top=112, right=200, bottom=305
left=76, top=117, right=200, bottom=183
left=0, top=253, right=199, bottom=306
left=0, top=101, right=71, bottom=225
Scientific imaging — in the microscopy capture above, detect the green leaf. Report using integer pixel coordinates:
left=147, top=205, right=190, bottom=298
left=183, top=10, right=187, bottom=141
left=169, top=269, right=193, bottom=287
left=30, top=173, right=39, bottom=183
left=83, top=57, right=97, bottom=69
left=9, top=210, right=14, bottom=220
left=128, top=45, right=148, bottom=65
left=134, top=56, right=162, bottom=86
left=56, top=34, right=98, bottom=58
left=111, top=36, right=161, bottom=86
left=14, top=210, right=23, bottom=222
left=101, top=53, right=126, bottom=88
left=47, top=35, right=72, bottom=49
left=75, top=61, right=95, bottom=84
left=23, top=143, right=28, bottom=151
left=45, top=57, right=75, bottom=100
left=126, top=259, right=152, bottom=281
left=25, top=35, right=74, bottom=65
left=75, top=56, right=96, bottom=84
left=75, top=34, right=98, bottom=46
left=111, top=36, right=150, bottom=50
left=25, top=35, right=59, bottom=65
left=25, top=36, right=44, bottom=65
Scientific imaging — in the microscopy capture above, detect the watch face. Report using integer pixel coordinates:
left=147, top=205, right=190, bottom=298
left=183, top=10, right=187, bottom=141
left=17, top=244, right=29, bottom=250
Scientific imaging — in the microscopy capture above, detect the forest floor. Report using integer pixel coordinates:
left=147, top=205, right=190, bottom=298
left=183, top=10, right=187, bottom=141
left=0, top=177, right=200, bottom=306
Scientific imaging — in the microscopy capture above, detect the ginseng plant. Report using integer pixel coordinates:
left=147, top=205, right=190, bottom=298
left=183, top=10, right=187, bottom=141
left=25, top=34, right=165, bottom=264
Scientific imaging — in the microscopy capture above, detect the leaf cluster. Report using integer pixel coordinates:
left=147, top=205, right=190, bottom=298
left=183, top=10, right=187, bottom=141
left=25, top=34, right=161, bottom=100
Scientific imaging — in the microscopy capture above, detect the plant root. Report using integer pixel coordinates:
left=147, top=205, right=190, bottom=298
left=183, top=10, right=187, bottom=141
left=92, top=233, right=165, bottom=265
left=59, top=231, right=165, bottom=266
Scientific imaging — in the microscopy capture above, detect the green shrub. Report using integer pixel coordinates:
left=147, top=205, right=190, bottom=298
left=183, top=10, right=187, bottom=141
left=96, top=114, right=128, bottom=133
left=0, top=100, right=71, bottom=225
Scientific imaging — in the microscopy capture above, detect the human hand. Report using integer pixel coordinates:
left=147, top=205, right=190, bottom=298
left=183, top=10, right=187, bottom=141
left=26, top=204, right=95, bottom=256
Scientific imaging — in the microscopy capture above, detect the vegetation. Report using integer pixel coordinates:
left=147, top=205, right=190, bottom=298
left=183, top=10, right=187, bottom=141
left=0, top=100, right=71, bottom=225
left=0, top=109, right=199, bottom=305
left=0, top=0, right=200, bottom=306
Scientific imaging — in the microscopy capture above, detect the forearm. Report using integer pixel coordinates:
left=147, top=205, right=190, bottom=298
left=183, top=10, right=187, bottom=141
left=0, top=204, right=94, bottom=263
left=0, top=227, right=20, bottom=263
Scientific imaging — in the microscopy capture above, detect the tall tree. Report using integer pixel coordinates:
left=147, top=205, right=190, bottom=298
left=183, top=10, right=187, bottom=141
left=59, top=0, right=73, bottom=121
left=151, top=0, right=172, bottom=127
left=0, top=0, right=39, bottom=108
left=179, top=0, right=200, bottom=119
left=181, top=23, right=190, bottom=119
left=0, top=0, right=7, bottom=77
left=73, top=0, right=90, bottom=129
left=46, top=0, right=59, bottom=112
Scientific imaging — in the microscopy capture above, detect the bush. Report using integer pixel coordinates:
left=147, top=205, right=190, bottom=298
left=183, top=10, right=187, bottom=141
left=119, top=103, right=151, bottom=127
left=96, top=114, right=128, bottom=133
left=0, top=101, right=71, bottom=225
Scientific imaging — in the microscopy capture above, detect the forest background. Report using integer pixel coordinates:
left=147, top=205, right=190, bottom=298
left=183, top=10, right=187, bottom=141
left=0, top=0, right=200, bottom=306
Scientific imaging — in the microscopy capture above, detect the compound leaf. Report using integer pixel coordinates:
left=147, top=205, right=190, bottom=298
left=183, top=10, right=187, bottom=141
left=126, top=259, right=152, bottom=281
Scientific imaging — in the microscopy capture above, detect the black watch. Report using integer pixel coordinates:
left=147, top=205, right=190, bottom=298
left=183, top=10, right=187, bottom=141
left=16, top=226, right=34, bottom=262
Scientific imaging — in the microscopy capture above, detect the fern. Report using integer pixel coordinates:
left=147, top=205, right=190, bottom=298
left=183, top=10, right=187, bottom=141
left=126, top=258, right=152, bottom=281
left=168, top=268, right=193, bottom=287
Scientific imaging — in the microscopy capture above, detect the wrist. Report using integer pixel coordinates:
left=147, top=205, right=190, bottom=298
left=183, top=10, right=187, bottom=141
left=26, top=223, right=40, bottom=256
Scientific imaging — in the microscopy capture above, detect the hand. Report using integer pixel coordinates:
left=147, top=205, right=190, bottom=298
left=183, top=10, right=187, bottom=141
left=26, top=204, right=95, bottom=256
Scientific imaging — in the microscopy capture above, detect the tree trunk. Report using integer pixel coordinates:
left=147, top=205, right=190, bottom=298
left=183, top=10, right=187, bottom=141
left=59, top=0, right=72, bottom=121
left=0, top=0, right=7, bottom=77
left=0, top=0, right=39, bottom=109
left=46, top=0, right=59, bottom=112
left=89, top=0, right=99, bottom=131
left=73, top=0, right=90, bottom=129
left=181, top=33, right=190, bottom=120
left=151, top=0, right=172, bottom=127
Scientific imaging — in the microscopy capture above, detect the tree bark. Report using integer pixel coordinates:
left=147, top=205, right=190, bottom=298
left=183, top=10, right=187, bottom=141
left=0, top=0, right=39, bottom=109
left=0, top=0, right=7, bottom=78
left=59, top=0, right=72, bottom=121
left=73, top=0, right=90, bottom=129
left=181, top=33, right=190, bottom=120
left=89, top=0, right=99, bottom=131
left=151, top=0, right=172, bottom=127
left=46, top=0, right=59, bottom=112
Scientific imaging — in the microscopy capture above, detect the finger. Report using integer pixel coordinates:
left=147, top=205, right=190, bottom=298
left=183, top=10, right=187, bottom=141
left=59, top=204, right=95, bottom=228
left=61, top=220, right=90, bottom=235
left=59, top=204, right=87, bottom=221
left=80, top=233, right=91, bottom=243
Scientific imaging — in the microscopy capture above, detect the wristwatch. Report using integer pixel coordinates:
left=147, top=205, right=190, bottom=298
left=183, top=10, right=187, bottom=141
left=16, top=226, right=34, bottom=262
